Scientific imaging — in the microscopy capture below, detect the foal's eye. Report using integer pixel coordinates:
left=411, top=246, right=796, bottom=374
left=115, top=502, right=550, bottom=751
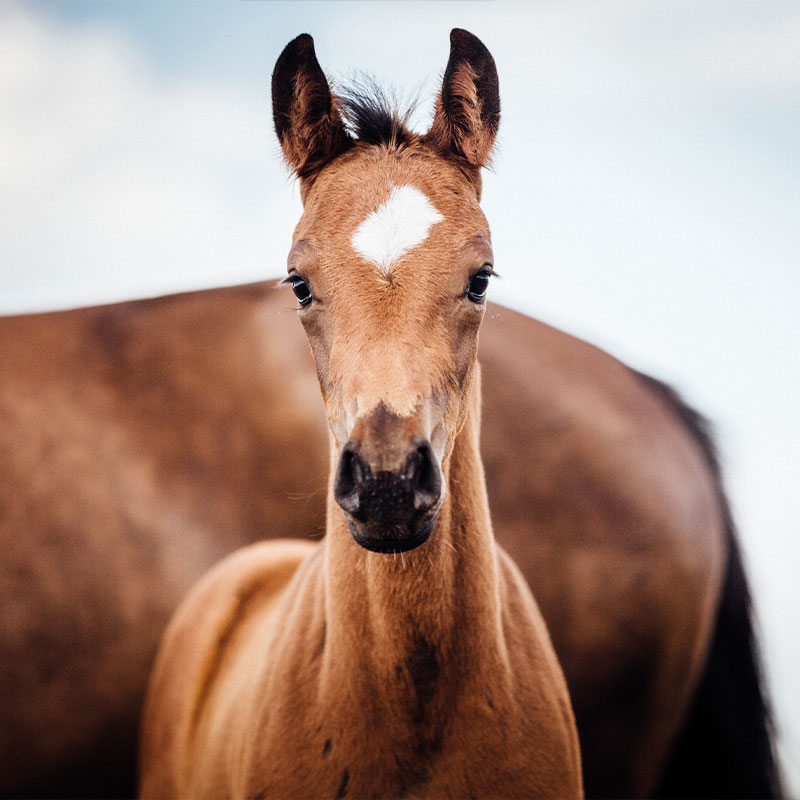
left=287, top=274, right=313, bottom=307
left=466, top=268, right=493, bottom=303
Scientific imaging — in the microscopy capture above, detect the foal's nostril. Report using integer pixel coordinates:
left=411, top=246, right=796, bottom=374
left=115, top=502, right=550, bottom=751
left=407, top=438, right=441, bottom=513
left=335, top=435, right=442, bottom=545
left=334, top=442, right=365, bottom=517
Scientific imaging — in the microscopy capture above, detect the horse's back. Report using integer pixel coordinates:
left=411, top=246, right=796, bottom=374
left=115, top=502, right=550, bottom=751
left=140, top=538, right=316, bottom=800
left=480, top=304, right=728, bottom=795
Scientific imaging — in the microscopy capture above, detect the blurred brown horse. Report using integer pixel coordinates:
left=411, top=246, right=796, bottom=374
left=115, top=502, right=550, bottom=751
left=1, top=289, right=778, bottom=799
left=1, top=38, right=779, bottom=800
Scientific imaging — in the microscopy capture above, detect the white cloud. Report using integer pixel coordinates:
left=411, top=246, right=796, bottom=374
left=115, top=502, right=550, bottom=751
left=318, top=1, right=800, bottom=111
left=2, top=2, right=798, bottom=312
left=0, top=3, right=300, bottom=312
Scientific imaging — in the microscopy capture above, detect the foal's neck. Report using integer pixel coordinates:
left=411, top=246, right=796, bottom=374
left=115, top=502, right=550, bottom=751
left=322, top=365, right=502, bottom=677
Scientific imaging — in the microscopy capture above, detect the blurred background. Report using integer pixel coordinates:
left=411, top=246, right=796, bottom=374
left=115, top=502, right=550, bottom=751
left=1, top=0, right=797, bottom=789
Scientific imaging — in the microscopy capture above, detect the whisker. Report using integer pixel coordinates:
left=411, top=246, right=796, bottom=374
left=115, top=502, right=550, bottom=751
left=285, top=489, right=325, bottom=501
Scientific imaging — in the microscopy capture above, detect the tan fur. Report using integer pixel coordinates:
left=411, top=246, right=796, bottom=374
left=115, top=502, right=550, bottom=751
left=291, top=148, right=491, bottom=431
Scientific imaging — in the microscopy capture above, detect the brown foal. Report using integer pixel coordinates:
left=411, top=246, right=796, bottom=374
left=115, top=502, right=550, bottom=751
left=139, top=30, right=583, bottom=799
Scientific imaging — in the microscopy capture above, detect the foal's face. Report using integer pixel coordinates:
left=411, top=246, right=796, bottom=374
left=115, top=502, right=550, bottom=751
left=289, top=148, right=491, bottom=452
left=273, top=29, right=500, bottom=552
left=286, top=149, right=493, bottom=551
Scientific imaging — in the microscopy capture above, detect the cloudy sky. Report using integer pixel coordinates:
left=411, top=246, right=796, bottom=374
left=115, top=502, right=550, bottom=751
left=1, top=0, right=798, bottom=786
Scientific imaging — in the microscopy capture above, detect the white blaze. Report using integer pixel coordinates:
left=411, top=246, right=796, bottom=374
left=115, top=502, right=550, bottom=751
left=351, top=184, right=443, bottom=276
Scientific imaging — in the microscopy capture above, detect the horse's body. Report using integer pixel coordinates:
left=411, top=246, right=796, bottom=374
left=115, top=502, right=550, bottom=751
left=0, top=32, right=779, bottom=800
left=141, top=29, right=583, bottom=798
left=1, top=289, right=776, bottom=799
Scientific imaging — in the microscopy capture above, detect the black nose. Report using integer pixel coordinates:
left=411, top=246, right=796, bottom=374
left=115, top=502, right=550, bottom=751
left=333, top=437, right=442, bottom=553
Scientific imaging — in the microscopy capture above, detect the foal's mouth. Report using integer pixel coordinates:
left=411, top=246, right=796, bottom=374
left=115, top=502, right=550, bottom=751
left=346, top=509, right=440, bottom=554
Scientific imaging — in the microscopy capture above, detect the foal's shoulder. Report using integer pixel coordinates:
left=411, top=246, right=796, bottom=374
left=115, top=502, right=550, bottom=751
left=147, top=538, right=317, bottom=711
left=165, top=539, right=318, bottom=640
left=140, top=539, right=319, bottom=792
left=494, top=544, right=561, bottom=666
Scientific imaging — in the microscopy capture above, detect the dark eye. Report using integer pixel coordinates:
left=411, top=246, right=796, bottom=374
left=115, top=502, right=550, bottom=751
left=288, top=274, right=313, bottom=307
left=466, top=269, right=492, bottom=303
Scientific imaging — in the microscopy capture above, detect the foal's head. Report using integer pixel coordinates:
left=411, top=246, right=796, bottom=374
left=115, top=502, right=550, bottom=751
left=273, top=30, right=499, bottom=554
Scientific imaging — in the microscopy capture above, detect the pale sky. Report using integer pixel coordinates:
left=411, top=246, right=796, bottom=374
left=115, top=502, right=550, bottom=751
left=1, top=1, right=798, bottom=786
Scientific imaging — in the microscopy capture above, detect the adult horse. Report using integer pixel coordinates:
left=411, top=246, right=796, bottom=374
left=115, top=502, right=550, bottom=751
left=0, top=30, right=778, bottom=800
left=140, top=32, right=583, bottom=798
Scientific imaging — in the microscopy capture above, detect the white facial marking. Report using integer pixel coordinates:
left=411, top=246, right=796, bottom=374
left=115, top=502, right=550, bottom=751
left=351, top=185, right=443, bottom=276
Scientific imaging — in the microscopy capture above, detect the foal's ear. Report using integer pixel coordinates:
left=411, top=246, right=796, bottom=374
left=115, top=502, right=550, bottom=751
left=423, top=29, right=500, bottom=186
left=272, top=34, right=352, bottom=193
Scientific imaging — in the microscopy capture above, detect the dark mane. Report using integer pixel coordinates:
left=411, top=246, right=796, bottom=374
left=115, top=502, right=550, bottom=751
left=336, top=78, right=416, bottom=149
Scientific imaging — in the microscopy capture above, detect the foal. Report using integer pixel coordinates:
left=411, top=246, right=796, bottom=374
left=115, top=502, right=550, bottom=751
left=139, top=30, right=582, bottom=799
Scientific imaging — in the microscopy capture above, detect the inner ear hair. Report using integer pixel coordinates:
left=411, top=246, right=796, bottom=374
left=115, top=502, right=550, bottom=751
left=272, top=34, right=353, bottom=193
left=423, top=28, right=500, bottom=187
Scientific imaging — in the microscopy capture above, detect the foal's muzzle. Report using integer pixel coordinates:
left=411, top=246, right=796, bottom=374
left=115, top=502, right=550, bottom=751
left=333, top=434, right=442, bottom=553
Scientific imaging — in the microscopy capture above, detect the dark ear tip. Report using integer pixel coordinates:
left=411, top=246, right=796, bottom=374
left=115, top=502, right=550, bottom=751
left=449, top=28, right=490, bottom=57
left=275, top=33, right=316, bottom=71
left=289, top=32, right=315, bottom=51
left=286, top=33, right=314, bottom=50
left=273, top=34, right=322, bottom=107
left=449, top=28, right=473, bottom=44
